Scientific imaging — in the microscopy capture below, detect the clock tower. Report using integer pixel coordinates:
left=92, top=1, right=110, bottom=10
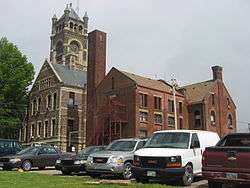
left=50, top=3, right=88, bottom=71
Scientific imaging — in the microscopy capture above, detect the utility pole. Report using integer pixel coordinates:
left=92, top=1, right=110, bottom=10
left=171, top=78, right=178, bottom=130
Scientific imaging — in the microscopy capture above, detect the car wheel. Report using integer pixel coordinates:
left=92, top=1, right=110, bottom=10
left=135, top=177, right=148, bottom=184
left=180, top=164, right=194, bottom=186
left=2, top=167, right=12, bottom=171
left=61, top=170, right=71, bottom=175
left=22, top=160, right=32, bottom=171
left=88, top=172, right=100, bottom=179
left=208, top=180, right=223, bottom=188
left=38, top=167, right=46, bottom=170
left=122, top=162, right=132, bottom=180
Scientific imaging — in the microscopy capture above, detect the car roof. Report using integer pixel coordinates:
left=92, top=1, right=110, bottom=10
left=154, top=129, right=218, bottom=134
left=113, top=138, right=147, bottom=142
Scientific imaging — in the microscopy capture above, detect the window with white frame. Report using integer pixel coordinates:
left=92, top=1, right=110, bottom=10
left=139, top=111, right=148, bottom=122
left=51, top=119, right=56, bottom=137
left=154, top=114, right=163, bottom=124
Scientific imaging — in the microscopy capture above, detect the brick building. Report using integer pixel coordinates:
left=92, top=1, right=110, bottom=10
left=20, top=4, right=89, bottom=151
left=86, top=34, right=237, bottom=146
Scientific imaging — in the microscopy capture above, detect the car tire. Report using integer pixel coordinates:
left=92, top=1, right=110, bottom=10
left=135, top=177, right=148, bottom=184
left=38, top=167, right=46, bottom=170
left=22, top=160, right=32, bottom=171
left=2, top=167, right=12, bottom=171
left=61, top=170, right=71, bottom=175
left=122, top=162, right=133, bottom=179
left=208, top=180, right=223, bottom=188
left=180, top=164, right=194, bottom=186
left=88, top=172, right=100, bottom=179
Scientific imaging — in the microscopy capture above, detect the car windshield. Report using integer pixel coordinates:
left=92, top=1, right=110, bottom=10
left=106, top=140, right=137, bottom=151
left=78, top=147, right=104, bottom=156
left=17, top=147, right=38, bottom=155
left=144, top=132, right=190, bottom=149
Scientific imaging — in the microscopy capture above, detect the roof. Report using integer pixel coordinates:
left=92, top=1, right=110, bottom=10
left=120, top=70, right=183, bottom=95
left=68, top=7, right=81, bottom=20
left=154, top=129, right=218, bottom=134
left=182, top=80, right=215, bottom=104
left=50, top=63, right=87, bottom=88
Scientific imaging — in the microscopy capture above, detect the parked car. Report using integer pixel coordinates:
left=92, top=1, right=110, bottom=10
left=86, top=138, right=147, bottom=179
left=202, top=133, right=250, bottom=188
left=132, top=130, right=220, bottom=186
left=0, top=146, right=64, bottom=171
left=55, top=145, right=106, bottom=175
left=0, top=139, right=22, bottom=157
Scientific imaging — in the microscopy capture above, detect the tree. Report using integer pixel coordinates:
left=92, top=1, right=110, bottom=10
left=0, top=37, right=35, bottom=139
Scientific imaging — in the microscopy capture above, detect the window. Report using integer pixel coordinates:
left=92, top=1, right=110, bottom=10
left=38, top=97, right=41, bottom=112
left=179, top=102, right=183, bottom=114
left=30, top=124, right=35, bottom=137
left=111, top=77, right=115, bottom=90
left=32, top=99, right=37, bottom=115
left=228, top=114, right=233, bottom=129
left=154, top=114, right=163, bottom=124
left=139, top=111, right=148, bottom=122
left=37, top=122, right=42, bottom=137
left=47, top=94, right=51, bottom=109
left=51, top=119, right=56, bottom=137
left=44, top=121, right=49, bottom=138
left=191, top=133, right=200, bottom=148
left=179, top=118, right=183, bottom=129
left=138, top=130, right=147, bottom=139
left=139, top=93, right=147, bottom=108
left=227, top=98, right=230, bottom=106
left=195, top=110, right=201, bottom=127
left=154, top=97, right=162, bottom=110
left=212, top=94, right=215, bottom=105
left=211, top=111, right=216, bottom=126
left=53, top=93, right=57, bottom=110
left=68, top=92, right=75, bottom=107
left=168, top=116, right=175, bottom=127
left=40, top=147, right=57, bottom=155
left=168, top=99, right=174, bottom=113
left=136, top=141, right=146, bottom=150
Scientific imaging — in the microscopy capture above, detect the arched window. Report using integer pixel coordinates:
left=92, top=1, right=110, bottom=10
left=79, top=25, right=83, bottom=31
left=69, top=41, right=80, bottom=53
left=194, top=110, right=201, bottom=127
left=70, top=22, right=74, bottom=29
left=228, top=114, right=233, bottom=128
left=55, top=41, right=63, bottom=54
left=211, top=111, right=216, bottom=126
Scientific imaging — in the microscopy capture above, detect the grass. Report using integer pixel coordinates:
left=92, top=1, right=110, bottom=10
left=0, top=171, right=177, bottom=188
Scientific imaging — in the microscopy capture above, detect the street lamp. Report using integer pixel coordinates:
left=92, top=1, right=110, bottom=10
left=171, top=78, right=178, bottom=130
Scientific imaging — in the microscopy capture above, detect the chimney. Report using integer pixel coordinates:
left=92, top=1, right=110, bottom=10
left=86, top=30, right=106, bottom=146
left=212, top=65, right=223, bottom=81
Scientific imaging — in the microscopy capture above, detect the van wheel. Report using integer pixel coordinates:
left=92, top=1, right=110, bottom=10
left=180, top=164, right=193, bottom=186
left=22, top=160, right=32, bottom=171
left=122, top=162, right=132, bottom=179
left=208, top=180, right=222, bottom=188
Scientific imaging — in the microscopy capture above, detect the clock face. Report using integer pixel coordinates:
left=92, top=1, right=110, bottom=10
left=69, top=43, right=79, bottom=53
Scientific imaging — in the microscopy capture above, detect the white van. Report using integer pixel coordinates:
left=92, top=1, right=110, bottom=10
left=132, top=130, right=220, bottom=186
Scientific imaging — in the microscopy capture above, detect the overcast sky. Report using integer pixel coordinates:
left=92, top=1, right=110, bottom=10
left=0, top=0, right=249, bottom=131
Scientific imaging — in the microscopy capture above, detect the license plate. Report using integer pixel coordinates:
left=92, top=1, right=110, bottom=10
left=147, top=171, right=156, bottom=177
left=226, top=173, right=238, bottom=179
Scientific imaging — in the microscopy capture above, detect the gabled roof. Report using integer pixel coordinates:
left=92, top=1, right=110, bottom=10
left=50, top=62, right=86, bottom=88
left=182, top=80, right=215, bottom=104
left=68, top=7, right=81, bottom=20
left=119, top=69, right=183, bottom=95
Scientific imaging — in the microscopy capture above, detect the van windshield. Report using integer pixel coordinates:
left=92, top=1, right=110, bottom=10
left=144, top=132, right=190, bottom=149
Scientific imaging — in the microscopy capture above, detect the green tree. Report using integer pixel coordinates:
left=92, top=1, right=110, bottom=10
left=0, top=37, right=34, bottom=138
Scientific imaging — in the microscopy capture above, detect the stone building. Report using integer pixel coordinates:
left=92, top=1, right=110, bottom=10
left=86, top=34, right=237, bottom=145
left=20, top=4, right=89, bottom=151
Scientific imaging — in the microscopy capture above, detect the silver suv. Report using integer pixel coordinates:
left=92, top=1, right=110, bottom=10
left=86, top=138, right=147, bottom=179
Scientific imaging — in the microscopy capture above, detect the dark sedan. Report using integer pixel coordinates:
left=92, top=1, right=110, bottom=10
left=0, top=146, right=62, bottom=171
left=55, top=146, right=106, bottom=175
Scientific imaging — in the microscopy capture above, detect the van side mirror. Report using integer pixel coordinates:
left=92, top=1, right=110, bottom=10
left=191, top=140, right=200, bottom=149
